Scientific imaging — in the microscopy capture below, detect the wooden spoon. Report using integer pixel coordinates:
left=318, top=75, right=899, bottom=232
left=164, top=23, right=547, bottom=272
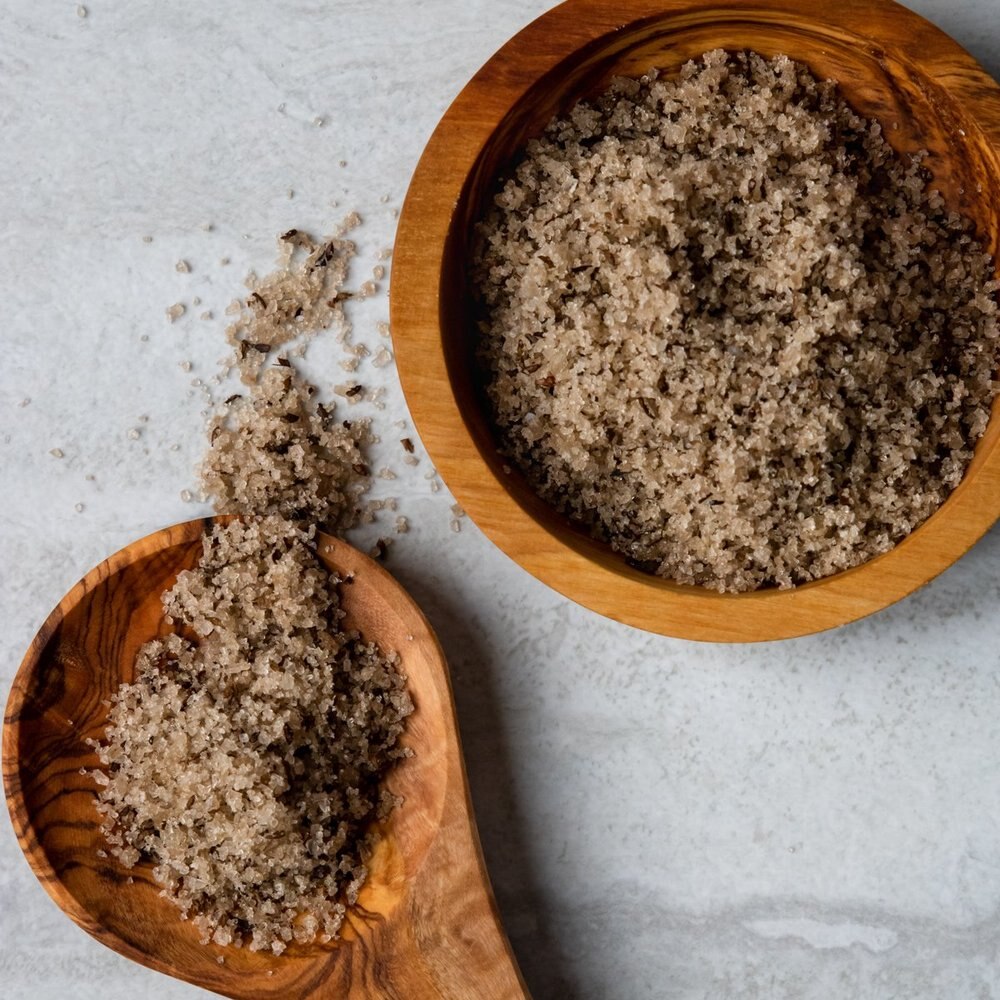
left=3, top=517, right=529, bottom=999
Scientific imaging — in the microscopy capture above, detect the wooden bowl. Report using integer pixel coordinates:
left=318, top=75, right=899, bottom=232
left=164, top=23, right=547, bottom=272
left=3, top=519, right=526, bottom=999
left=391, top=0, right=1000, bottom=642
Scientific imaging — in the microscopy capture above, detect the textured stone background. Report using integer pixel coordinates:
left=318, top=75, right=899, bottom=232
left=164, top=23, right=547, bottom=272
left=1, top=1, right=999, bottom=997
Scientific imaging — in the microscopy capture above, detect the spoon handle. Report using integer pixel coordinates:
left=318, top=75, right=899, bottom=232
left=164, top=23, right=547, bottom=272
left=360, top=786, right=529, bottom=999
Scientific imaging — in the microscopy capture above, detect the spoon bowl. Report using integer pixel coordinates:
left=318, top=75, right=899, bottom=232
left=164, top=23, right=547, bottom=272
left=3, top=517, right=527, bottom=999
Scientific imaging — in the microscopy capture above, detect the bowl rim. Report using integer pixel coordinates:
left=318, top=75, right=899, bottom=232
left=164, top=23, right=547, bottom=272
left=391, top=0, right=1000, bottom=642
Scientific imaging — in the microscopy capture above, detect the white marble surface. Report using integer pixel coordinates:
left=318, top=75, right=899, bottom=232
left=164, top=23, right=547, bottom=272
left=2, top=1, right=1000, bottom=997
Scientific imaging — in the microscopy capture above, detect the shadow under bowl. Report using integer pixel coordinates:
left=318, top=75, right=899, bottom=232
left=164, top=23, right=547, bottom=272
left=391, top=0, right=1000, bottom=642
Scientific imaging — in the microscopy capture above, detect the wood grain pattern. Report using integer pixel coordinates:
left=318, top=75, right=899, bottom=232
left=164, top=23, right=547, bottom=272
left=2, top=518, right=528, bottom=999
left=391, top=0, right=1000, bottom=642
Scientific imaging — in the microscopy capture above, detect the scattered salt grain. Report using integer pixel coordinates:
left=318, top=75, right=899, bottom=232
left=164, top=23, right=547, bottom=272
left=176, top=260, right=191, bottom=274
left=49, top=448, right=64, bottom=459
left=166, top=303, right=186, bottom=323
left=334, top=383, right=365, bottom=404
left=202, top=367, right=372, bottom=532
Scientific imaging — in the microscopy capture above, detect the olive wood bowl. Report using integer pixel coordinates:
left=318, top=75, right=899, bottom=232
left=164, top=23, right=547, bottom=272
left=391, top=0, right=1000, bottom=642
left=3, top=518, right=528, bottom=999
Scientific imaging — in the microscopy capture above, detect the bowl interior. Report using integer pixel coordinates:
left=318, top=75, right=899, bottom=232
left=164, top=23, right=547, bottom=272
left=4, top=520, right=448, bottom=996
left=440, top=8, right=1000, bottom=596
